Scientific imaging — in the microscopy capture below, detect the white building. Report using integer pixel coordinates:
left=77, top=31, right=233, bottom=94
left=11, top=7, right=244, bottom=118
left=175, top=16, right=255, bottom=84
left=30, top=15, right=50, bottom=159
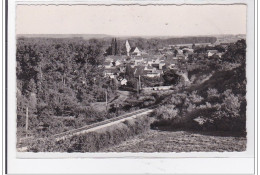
left=115, top=60, right=121, bottom=66
left=132, top=47, right=141, bottom=56
left=207, top=50, right=218, bottom=57
left=134, top=56, right=143, bottom=65
left=121, top=78, right=128, bottom=86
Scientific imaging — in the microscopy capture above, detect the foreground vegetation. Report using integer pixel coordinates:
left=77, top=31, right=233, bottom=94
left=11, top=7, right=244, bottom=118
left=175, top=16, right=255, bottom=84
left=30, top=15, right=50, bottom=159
left=103, top=130, right=246, bottom=152
left=27, top=115, right=151, bottom=152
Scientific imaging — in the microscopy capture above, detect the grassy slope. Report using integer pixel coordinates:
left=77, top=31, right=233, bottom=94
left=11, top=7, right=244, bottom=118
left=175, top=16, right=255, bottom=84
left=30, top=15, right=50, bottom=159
left=102, top=129, right=246, bottom=152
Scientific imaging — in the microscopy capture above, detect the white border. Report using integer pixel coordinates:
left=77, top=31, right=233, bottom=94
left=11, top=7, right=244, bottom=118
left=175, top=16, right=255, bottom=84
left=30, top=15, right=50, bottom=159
left=7, top=0, right=256, bottom=174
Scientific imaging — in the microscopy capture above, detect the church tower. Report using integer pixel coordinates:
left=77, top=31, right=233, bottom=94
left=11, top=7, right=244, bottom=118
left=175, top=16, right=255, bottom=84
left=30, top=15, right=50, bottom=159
left=126, top=40, right=131, bottom=56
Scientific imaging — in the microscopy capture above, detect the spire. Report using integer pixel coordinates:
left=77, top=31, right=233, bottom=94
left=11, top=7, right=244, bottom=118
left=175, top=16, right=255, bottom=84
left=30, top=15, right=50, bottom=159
left=126, top=40, right=131, bottom=56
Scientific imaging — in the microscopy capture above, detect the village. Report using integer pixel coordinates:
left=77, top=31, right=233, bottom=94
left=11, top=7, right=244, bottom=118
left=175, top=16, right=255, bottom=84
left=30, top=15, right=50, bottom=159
left=103, top=38, right=226, bottom=88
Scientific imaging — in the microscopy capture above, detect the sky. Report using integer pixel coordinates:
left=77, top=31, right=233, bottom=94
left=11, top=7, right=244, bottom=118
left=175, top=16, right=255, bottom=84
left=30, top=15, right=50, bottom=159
left=16, top=4, right=247, bottom=36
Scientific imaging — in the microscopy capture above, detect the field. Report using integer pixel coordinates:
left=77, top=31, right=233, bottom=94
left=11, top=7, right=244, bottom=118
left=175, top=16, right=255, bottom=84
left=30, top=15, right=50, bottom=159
left=102, top=129, right=246, bottom=152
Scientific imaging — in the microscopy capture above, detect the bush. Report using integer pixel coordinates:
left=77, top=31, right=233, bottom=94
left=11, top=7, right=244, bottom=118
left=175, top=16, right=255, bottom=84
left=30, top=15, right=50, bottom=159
left=154, top=105, right=179, bottom=120
left=222, top=90, right=241, bottom=118
left=207, top=88, right=219, bottom=98
left=189, top=91, right=204, bottom=104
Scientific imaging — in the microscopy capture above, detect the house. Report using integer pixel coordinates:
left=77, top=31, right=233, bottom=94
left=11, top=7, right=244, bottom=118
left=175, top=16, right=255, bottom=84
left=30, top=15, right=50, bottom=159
left=168, top=63, right=176, bottom=69
left=105, top=56, right=114, bottom=62
left=147, top=58, right=158, bottom=66
left=159, top=61, right=166, bottom=70
left=216, top=53, right=223, bottom=58
left=119, top=65, right=126, bottom=73
left=144, top=65, right=153, bottom=72
left=151, top=63, right=159, bottom=69
left=120, top=78, right=128, bottom=86
left=176, top=54, right=185, bottom=60
left=114, top=60, right=122, bottom=66
left=151, top=86, right=172, bottom=91
left=182, top=48, right=194, bottom=55
left=166, top=58, right=179, bottom=66
left=159, top=57, right=165, bottom=61
left=131, top=47, right=142, bottom=56
left=164, top=51, right=174, bottom=57
left=104, top=68, right=118, bottom=78
left=146, top=71, right=162, bottom=78
left=104, top=61, right=113, bottom=69
left=177, top=49, right=183, bottom=54
left=207, top=50, right=218, bottom=57
left=146, top=72, right=160, bottom=78
left=141, top=51, right=148, bottom=56
left=220, top=43, right=229, bottom=50
left=134, top=56, right=143, bottom=65
left=145, top=68, right=163, bottom=78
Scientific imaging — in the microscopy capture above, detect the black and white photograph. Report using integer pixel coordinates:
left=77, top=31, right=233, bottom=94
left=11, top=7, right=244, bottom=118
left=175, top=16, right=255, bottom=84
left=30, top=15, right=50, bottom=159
left=15, top=4, right=249, bottom=153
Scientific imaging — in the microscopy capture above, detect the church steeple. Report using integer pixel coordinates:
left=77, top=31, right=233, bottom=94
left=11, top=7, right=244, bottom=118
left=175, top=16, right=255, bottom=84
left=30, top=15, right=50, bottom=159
left=126, top=40, right=131, bottom=56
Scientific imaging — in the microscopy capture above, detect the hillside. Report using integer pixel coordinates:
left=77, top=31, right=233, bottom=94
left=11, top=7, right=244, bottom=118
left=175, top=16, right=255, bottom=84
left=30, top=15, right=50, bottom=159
left=189, top=65, right=246, bottom=97
left=152, top=39, right=246, bottom=133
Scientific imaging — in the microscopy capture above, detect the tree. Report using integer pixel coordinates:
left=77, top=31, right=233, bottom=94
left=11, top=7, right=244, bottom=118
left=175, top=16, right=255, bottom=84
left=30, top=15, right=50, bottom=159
left=221, top=39, right=246, bottom=64
left=125, top=64, right=135, bottom=79
left=174, top=49, right=178, bottom=56
left=192, top=43, right=195, bottom=49
left=162, top=69, right=181, bottom=85
left=121, top=43, right=127, bottom=55
left=105, top=46, right=112, bottom=56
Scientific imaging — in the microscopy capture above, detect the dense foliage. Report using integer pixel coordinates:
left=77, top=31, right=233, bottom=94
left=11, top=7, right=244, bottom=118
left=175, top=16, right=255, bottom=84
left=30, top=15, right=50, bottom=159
left=16, top=38, right=117, bottom=136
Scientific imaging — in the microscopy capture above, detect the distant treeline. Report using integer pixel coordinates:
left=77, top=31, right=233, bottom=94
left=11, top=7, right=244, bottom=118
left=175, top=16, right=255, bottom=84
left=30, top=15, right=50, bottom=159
left=103, top=36, right=217, bottom=51
left=125, top=37, right=217, bottom=50
left=18, top=36, right=217, bottom=54
left=103, top=36, right=217, bottom=55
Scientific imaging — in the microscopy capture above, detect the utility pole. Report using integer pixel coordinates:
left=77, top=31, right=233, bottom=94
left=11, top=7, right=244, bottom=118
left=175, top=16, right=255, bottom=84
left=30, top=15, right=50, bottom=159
left=105, top=91, right=108, bottom=111
left=40, top=65, right=42, bottom=80
left=25, top=107, right=29, bottom=138
left=139, top=75, right=141, bottom=90
left=137, top=81, right=139, bottom=94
